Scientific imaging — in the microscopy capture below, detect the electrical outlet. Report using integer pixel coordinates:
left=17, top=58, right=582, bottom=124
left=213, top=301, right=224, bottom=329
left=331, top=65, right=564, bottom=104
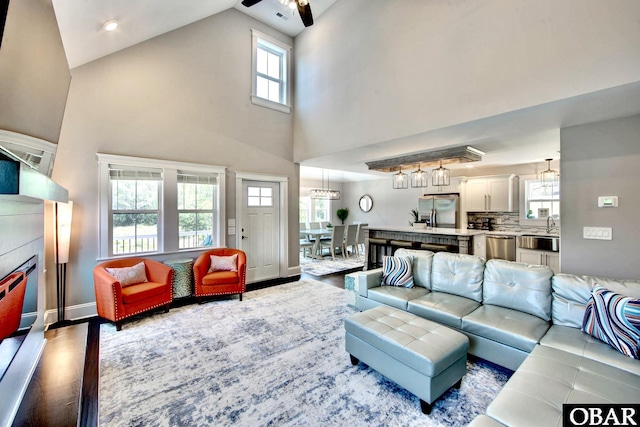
left=583, top=227, right=612, bottom=240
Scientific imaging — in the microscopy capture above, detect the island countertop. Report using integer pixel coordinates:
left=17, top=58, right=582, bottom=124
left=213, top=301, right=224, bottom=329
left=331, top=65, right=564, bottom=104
left=367, top=225, right=487, bottom=237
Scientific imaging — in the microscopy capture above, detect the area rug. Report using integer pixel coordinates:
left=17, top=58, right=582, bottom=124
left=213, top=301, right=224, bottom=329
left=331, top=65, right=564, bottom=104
left=300, top=254, right=365, bottom=276
left=99, top=280, right=512, bottom=427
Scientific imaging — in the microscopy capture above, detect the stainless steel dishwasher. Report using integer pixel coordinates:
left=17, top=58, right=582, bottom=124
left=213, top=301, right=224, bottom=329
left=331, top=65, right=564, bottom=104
left=486, top=235, right=516, bottom=261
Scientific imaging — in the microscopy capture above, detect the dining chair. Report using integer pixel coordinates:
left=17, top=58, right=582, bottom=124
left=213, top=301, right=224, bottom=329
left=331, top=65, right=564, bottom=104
left=356, top=223, right=368, bottom=256
left=310, top=222, right=321, bottom=230
left=319, top=225, right=346, bottom=260
left=343, top=224, right=359, bottom=258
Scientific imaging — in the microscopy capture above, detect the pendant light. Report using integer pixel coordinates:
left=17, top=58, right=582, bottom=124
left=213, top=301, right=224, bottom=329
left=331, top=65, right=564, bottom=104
left=410, top=165, right=428, bottom=188
left=432, top=160, right=450, bottom=186
left=392, top=167, right=409, bottom=189
left=540, top=158, right=559, bottom=188
left=310, top=169, right=340, bottom=200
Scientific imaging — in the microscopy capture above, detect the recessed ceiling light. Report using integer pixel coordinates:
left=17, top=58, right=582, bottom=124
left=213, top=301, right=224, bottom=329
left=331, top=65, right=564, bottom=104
left=102, top=20, right=118, bottom=32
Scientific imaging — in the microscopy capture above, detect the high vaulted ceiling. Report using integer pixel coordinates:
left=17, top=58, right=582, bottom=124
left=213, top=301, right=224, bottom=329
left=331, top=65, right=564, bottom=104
left=52, top=0, right=337, bottom=69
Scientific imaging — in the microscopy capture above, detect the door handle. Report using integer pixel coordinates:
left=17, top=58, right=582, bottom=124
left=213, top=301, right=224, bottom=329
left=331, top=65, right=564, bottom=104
left=241, top=235, right=247, bottom=240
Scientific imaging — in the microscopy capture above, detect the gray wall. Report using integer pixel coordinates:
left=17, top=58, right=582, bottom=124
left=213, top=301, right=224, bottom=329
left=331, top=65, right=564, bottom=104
left=0, top=0, right=70, bottom=143
left=53, top=9, right=297, bottom=312
left=560, top=114, right=640, bottom=279
left=293, top=0, right=640, bottom=162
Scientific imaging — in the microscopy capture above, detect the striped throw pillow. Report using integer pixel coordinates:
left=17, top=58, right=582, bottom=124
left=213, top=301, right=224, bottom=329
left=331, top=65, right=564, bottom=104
left=381, top=256, right=414, bottom=288
left=582, top=285, right=640, bottom=359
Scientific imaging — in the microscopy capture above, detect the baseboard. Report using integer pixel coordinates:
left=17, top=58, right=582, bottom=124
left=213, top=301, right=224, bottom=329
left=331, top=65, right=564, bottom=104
left=44, top=302, right=97, bottom=327
left=287, top=265, right=301, bottom=276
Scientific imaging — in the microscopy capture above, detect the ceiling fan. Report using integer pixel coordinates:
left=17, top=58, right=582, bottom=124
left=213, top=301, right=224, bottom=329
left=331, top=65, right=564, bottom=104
left=241, top=0, right=314, bottom=27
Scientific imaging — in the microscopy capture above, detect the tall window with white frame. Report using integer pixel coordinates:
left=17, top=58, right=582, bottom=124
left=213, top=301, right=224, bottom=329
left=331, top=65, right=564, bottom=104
left=251, top=29, right=291, bottom=113
left=110, top=166, right=161, bottom=255
left=177, top=172, right=217, bottom=249
left=98, top=154, right=226, bottom=259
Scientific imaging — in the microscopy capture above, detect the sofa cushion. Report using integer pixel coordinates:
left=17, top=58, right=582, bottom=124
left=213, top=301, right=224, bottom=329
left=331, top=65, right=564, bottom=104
left=582, top=285, right=640, bottom=359
left=367, top=286, right=429, bottom=311
left=381, top=255, right=414, bottom=288
left=462, top=305, right=550, bottom=353
left=408, top=292, right=481, bottom=329
left=483, top=259, right=553, bottom=321
left=121, top=281, right=168, bottom=304
left=486, top=345, right=640, bottom=427
left=551, top=274, right=640, bottom=328
left=431, top=252, right=485, bottom=302
left=394, top=248, right=434, bottom=289
left=540, top=325, right=640, bottom=375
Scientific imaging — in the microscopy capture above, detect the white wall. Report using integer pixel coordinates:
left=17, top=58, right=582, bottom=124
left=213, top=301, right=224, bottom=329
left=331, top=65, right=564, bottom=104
left=54, top=9, right=297, bottom=312
left=294, top=0, right=640, bottom=162
left=560, top=114, right=640, bottom=279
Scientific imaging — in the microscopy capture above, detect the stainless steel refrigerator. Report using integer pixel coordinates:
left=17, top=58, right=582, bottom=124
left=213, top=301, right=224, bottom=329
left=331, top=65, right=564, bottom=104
left=418, top=194, right=460, bottom=228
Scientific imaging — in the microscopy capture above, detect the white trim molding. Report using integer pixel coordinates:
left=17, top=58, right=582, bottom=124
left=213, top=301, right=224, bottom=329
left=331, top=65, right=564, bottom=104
left=235, top=171, right=290, bottom=282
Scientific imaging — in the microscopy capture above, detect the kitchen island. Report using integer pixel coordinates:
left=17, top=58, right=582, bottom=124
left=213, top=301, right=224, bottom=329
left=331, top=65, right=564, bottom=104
left=364, top=226, right=486, bottom=270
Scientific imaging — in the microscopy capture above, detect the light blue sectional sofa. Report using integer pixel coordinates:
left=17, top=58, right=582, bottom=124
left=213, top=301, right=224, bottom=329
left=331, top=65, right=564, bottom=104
left=356, top=249, right=640, bottom=426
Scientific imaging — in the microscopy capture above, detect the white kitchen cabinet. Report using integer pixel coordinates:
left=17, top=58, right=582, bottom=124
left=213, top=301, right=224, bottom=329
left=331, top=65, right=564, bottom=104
left=465, top=174, right=519, bottom=212
left=516, top=248, right=560, bottom=274
left=422, top=177, right=462, bottom=194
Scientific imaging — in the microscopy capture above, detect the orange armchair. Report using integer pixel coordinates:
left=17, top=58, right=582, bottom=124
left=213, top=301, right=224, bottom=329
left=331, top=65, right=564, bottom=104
left=93, top=257, right=173, bottom=331
left=193, top=248, right=246, bottom=303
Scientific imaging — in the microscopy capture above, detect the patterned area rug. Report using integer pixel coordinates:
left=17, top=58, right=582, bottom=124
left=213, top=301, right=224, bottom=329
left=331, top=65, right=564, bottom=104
left=99, top=280, right=512, bottom=426
left=300, top=254, right=365, bottom=276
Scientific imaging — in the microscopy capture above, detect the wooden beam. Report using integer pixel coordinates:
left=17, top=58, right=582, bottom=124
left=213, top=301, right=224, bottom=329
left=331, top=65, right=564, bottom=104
left=365, top=146, right=484, bottom=172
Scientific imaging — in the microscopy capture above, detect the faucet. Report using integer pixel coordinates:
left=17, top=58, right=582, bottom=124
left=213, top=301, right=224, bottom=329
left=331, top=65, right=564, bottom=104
left=546, top=215, right=556, bottom=234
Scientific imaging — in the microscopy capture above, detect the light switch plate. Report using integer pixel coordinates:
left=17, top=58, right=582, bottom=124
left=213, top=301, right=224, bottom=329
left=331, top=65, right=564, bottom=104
left=583, top=226, right=612, bottom=240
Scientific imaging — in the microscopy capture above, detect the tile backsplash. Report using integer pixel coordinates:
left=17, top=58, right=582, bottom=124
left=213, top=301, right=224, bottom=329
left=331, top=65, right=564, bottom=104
left=467, top=212, right=560, bottom=235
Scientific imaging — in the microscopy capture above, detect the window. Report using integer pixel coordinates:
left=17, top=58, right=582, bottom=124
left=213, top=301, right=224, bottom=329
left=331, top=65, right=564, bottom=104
left=524, top=179, right=560, bottom=219
left=110, top=166, right=161, bottom=255
left=247, top=186, right=273, bottom=207
left=251, top=29, right=291, bottom=114
left=299, top=191, right=331, bottom=224
left=97, top=154, right=226, bottom=258
left=177, top=173, right=216, bottom=249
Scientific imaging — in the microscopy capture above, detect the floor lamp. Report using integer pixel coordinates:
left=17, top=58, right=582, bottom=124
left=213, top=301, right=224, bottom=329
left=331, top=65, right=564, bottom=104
left=55, top=201, right=73, bottom=323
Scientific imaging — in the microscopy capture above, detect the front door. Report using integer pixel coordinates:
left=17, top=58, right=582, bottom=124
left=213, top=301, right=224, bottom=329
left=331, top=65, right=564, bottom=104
left=241, top=180, right=280, bottom=283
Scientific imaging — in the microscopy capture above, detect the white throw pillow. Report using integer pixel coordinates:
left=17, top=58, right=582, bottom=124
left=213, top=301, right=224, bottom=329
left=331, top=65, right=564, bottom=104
left=208, top=254, right=238, bottom=273
left=105, top=262, right=148, bottom=287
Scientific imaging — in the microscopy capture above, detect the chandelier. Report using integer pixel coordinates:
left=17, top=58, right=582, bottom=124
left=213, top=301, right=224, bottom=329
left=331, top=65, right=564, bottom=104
left=539, top=158, right=559, bottom=188
left=410, top=165, right=428, bottom=188
left=310, top=169, right=340, bottom=200
left=392, top=167, right=409, bottom=189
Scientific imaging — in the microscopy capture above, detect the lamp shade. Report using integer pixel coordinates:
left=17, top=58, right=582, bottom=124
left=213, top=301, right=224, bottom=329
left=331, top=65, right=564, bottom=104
left=540, top=158, right=559, bottom=188
left=411, top=167, right=428, bottom=188
left=432, top=161, right=450, bottom=186
left=56, top=201, right=73, bottom=264
left=392, top=169, right=408, bottom=189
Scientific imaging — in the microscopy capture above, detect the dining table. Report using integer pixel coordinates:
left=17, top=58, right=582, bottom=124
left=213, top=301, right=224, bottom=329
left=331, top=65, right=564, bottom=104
left=300, top=228, right=333, bottom=259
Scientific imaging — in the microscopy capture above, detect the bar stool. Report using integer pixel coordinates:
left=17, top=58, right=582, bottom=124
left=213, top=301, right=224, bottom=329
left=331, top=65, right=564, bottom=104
left=390, top=240, right=420, bottom=255
left=420, top=243, right=451, bottom=253
left=368, top=237, right=391, bottom=268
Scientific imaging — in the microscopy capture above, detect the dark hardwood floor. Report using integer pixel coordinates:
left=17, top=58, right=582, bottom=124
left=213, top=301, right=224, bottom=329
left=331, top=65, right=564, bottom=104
left=11, top=269, right=350, bottom=427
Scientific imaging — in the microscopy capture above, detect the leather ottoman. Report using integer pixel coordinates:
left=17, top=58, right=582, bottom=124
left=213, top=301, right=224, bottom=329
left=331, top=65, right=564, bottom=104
left=345, top=305, right=470, bottom=414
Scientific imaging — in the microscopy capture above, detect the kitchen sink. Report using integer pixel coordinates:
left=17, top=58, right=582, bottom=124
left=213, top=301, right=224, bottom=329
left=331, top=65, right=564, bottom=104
left=517, top=234, right=560, bottom=252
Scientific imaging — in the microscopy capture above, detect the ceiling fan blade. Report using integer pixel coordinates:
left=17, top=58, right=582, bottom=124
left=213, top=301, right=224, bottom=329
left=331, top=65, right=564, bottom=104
left=296, top=2, right=314, bottom=27
left=241, top=0, right=262, bottom=7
